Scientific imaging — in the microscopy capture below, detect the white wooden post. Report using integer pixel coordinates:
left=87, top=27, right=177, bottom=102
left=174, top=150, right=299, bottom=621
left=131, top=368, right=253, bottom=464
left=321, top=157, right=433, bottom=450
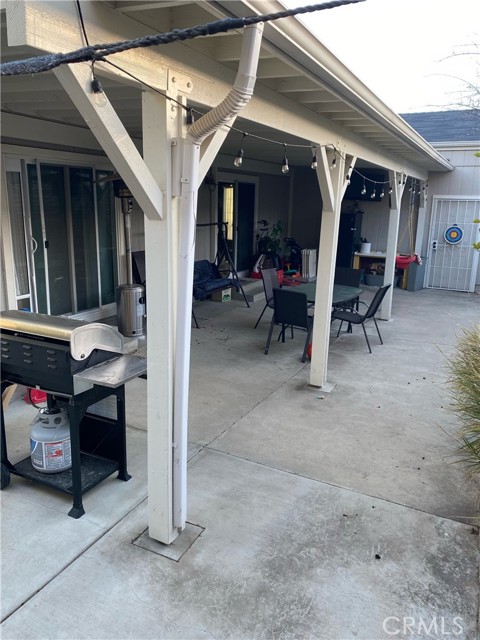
left=142, top=90, right=182, bottom=544
left=415, top=185, right=427, bottom=255
left=380, top=170, right=405, bottom=320
left=309, top=146, right=347, bottom=388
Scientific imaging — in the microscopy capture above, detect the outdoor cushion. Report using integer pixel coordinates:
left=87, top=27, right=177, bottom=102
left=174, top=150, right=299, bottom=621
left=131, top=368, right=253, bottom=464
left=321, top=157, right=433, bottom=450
left=193, top=260, right=239, bottom=300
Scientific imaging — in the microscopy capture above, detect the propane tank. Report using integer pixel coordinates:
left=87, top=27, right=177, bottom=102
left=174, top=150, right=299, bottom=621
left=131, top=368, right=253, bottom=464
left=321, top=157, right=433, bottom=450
left=30, top=406, right=72, bottom=473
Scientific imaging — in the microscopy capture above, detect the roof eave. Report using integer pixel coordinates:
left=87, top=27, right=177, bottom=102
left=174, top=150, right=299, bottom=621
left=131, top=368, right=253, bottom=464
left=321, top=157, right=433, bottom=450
left=214, top=0, right=454, bottom=172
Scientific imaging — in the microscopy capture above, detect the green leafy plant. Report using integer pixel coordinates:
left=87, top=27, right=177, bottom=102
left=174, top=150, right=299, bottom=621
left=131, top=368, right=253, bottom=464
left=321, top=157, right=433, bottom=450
left=448, top=324, right=480, bottom=477
left=473, top=218, right=480, bottom=251
left=256, top=219, right=283, bottom=255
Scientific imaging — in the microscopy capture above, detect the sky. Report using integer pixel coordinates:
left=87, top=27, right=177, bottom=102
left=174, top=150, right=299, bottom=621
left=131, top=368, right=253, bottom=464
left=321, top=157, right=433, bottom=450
left=282, top=0, right=479, bottom=113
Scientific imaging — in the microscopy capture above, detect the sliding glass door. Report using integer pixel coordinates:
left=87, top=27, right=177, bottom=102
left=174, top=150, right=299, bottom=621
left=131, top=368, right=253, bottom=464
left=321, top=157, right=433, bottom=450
left=5, top=159, right=117, bottom=316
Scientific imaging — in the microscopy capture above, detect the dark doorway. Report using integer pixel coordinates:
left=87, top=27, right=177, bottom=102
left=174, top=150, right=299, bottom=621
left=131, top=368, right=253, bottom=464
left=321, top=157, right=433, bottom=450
left=218, top=181, right=255, bottom=272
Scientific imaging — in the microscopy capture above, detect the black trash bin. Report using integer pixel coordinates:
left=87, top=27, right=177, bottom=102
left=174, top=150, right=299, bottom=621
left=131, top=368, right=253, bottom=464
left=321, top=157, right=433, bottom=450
left=407, top=257, right=427, bottom=291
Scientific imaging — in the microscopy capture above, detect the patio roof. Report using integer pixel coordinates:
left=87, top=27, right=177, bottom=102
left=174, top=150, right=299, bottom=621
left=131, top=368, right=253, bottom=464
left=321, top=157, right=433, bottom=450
left=1, top=0, right=452, bottom=175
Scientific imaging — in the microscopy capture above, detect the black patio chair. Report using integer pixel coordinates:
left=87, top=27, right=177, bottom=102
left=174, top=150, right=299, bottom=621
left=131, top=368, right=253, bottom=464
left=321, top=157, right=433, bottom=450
left=334, top=267, right=364, bottom=287
left=264, top=288, right=313, bottom=362
left=254, top=268, right=279, bottom=329
left=333, top=267, right=363, bottom=309
left=331, top=284, right=391, bottom=353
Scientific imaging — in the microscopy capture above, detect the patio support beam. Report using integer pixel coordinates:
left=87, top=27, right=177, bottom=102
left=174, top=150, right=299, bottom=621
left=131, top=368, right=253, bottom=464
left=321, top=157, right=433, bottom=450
left=309, top=147, right=353, bottom=388
left=415, top=186, right=427, bottom=256
left=53, top=63, right=164, bottom=221
left=380, top=170, right=405, bottom=320
left=142, top=90, right=181, bottom=544
left=199, top=124, right=234, bottom=187
left=170, top=22, right=264, bottom=537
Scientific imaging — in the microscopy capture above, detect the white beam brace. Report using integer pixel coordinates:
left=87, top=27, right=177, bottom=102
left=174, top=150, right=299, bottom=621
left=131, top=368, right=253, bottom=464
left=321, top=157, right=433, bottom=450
left=54, top=63, right=164, bottom=221
left=198, top=123, right=235, bottom=187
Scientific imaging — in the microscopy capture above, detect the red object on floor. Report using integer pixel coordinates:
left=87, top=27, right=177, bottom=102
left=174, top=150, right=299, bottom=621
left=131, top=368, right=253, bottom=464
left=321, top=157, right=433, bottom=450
left=307, top=343, right=312, bottom=359
left=24, top=388, right=47, bottom=404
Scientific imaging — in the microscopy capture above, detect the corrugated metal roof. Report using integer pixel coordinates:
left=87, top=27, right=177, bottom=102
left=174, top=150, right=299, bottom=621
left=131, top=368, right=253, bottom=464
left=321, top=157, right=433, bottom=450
left=401, top=109, right=480, bottom=143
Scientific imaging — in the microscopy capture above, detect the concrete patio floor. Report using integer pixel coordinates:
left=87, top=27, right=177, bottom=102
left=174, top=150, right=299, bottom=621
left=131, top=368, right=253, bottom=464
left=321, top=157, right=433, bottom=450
left=1, top=286, right=479, bottom=639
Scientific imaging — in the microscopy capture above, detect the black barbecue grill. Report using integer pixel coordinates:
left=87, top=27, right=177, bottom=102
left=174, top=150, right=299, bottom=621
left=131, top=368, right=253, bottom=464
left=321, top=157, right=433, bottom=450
left=1, top=310, right=147, bottom=518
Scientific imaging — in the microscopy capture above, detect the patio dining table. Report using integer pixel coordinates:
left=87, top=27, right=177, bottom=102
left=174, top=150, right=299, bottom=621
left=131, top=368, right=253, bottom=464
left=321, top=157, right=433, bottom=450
left=287, top=282, right=362, bottom=306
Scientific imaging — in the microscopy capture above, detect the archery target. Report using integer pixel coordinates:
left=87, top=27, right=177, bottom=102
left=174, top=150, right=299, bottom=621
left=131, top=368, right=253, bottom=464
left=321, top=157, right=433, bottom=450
left=444, top=226, right=463, bottom=244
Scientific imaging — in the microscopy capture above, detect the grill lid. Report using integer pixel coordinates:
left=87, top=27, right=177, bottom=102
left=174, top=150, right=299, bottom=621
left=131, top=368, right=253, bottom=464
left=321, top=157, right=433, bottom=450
left=0, top=310, right=124, bottom=361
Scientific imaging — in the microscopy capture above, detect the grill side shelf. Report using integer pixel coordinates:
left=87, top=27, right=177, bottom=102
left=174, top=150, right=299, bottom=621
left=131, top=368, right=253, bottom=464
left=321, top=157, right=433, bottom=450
left=74, top=355, right=148, bottom=388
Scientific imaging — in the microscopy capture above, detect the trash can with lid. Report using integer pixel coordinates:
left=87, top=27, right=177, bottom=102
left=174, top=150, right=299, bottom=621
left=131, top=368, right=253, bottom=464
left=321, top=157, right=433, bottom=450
left=116, top=284, right=145, bottom=336
left=407, top=257, right=428, bottom=291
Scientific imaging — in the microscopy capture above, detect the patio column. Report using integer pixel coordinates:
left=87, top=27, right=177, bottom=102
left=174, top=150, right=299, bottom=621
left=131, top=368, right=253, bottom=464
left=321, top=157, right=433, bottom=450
left=309, top=147, right=354, bottom=388
left=142, top=90, right=183, bottom=544
left=415, top=185, right=427, bottom=255
left=380, top=170, right=405, bottom=320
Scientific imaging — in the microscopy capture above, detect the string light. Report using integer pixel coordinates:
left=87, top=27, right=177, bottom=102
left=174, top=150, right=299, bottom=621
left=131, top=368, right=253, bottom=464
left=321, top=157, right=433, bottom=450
left=389, top=185, right=393, bottom=194
left=233, top=133, right=247, bottom=167
left=71, top=0, right=413, bottom=198
left=330, top=150, right=337, bottom=170
left=281, top=144, right=289, bottom=174
left=346, top=165, right=353, bottom=185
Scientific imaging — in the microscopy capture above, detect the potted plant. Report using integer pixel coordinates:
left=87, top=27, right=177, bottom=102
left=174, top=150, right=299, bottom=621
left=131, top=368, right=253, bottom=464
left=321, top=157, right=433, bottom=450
left=252, top=220, right=283, bottom=275
left=256, top=219, right=283, bottom=255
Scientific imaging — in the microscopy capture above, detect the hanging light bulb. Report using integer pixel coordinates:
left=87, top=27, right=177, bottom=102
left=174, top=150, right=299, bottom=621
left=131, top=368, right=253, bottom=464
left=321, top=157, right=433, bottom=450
left=281, top=144, right=289, bottom=174
left=346, top=165, right=353, bottom=185
left=370, top=185, right=376, bottom=199
left=310, top=146, right=318, bottom=169
left=233, top=133, right=246, bottom=168
left=380, top=186, right=385, bottom=198
left=389, top=185, right=393, bottom=194
left=234, top=148, right=244, bottom=168
left=91, top=75, right=107, bottom=107
left=330, top=150, right=337, bottom=170
left=361, top=179, right=367, bottom=195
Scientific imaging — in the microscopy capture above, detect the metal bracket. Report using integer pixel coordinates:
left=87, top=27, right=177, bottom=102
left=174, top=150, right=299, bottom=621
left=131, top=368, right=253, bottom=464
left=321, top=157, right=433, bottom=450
left=168, top=69, right=193, bottom=94
left=171, top=138, right=183, bottom=197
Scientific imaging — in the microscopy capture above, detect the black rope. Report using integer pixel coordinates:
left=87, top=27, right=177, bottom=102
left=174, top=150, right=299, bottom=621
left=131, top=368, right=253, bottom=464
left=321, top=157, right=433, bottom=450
left=1, top=0, right=365, bottom=76
left=75, top=0, right=90, bottom=47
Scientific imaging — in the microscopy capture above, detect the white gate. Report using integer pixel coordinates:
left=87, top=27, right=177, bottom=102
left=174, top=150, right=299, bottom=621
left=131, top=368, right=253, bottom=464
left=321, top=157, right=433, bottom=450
left=426, top=197, right=480, bottom=292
